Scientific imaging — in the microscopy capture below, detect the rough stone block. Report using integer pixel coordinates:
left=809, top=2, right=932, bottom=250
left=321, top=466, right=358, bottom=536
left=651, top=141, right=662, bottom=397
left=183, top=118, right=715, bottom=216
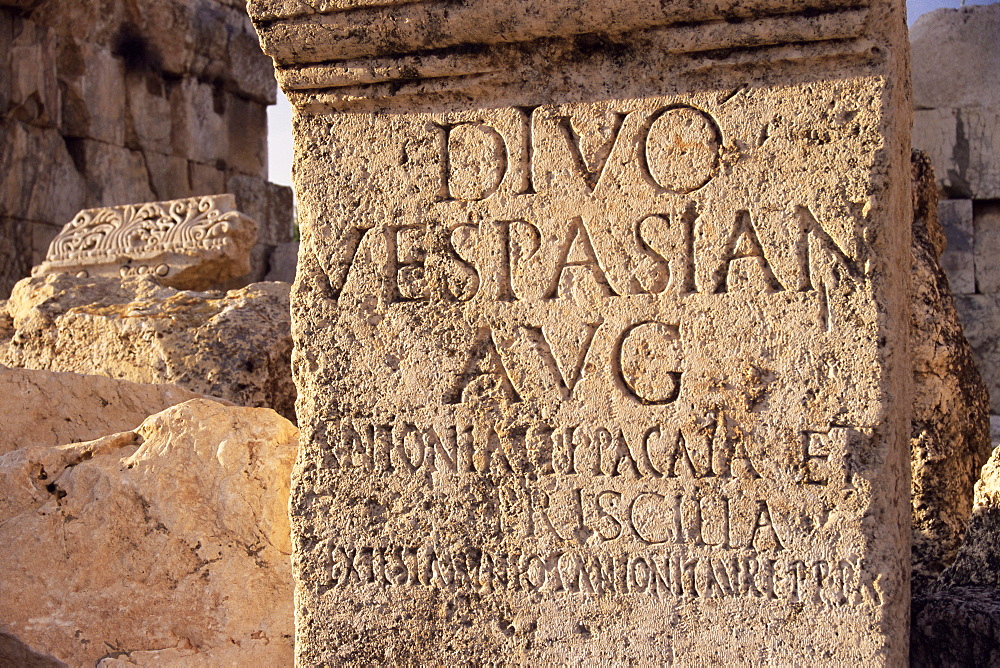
left=251, top=0, right=913, bottom=662
left=124, top=70, right=173, bottom=154
left=73, top=138, right=155, bottom=208
left=954, top=294, right=1000, bottom=414
left=144, top=150, right=191, bottom=201
left=9, top=15, right=59, bottom=129
left=59, top=41, right=126, bottom=145
left=0, top=10, right=13, bottom=114
left=0, top=364, right=206, bottom=455
left=29, top=220, right=60, bottom=266
left=913, top=107, right=1000, bottom=200
left=227, top=174, right=294, bottom=246
left=1, top=273, right=295, bottom=420
left=0, top=120, right=85, bottom=229
left=225, top=93, right=268, bottom=176
left=0, top=216, right=30, bottom=299
left=911, top=4, right=1000, bottom=111
left=189, top=160, right=227, bottom=197
left=975, top=202, right=1000, bottom=294
left=33, top=194, right=258, bottom=291
left=0, top=399, right=296, bottom=666
left=170, top=78, right=227, bottom=166
left=961, top=108, right=1000, bottom=200
left=938, top=199, right=974, bottom=294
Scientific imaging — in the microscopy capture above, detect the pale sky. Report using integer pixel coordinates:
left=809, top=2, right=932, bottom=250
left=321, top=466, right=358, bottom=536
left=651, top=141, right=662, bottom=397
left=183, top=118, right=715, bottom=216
left=265, top=0, right=999, bottom=187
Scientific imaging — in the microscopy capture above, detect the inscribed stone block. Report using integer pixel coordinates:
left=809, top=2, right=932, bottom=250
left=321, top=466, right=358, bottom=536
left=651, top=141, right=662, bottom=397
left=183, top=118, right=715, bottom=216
left=939, top=199, right=975, bottom=294
left=32, top=194, right=257, bottom=291
left=251, top=0, right=913, bottom=662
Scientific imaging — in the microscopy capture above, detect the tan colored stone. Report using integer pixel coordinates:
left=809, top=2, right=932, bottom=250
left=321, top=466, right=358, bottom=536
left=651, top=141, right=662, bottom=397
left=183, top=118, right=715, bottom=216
left=253, top=0, right=912, bottom=662
left=910, top=151, right=992, bottom=592
left=0, top=364, right=207, bottom=455
left=33, top=194, right=258, bottom=291
left=0, top=217, right=31, bottom=299
left=0, top=399, right=296, bottom=667
left=72, top=138, right=156, bottom=208
left=2, top=274, right=295, bottom=420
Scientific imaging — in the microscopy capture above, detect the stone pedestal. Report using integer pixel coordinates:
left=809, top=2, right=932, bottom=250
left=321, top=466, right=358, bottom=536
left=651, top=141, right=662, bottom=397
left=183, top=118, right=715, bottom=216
left=250, top=0, right=912, bottom=662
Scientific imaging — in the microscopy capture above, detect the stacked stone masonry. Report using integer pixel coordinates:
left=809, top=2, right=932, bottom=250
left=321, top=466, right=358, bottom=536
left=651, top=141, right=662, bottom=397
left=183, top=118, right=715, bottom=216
left=0, top=0, right=293, bottom=297
left=911, top=5, right=1000, bottom=424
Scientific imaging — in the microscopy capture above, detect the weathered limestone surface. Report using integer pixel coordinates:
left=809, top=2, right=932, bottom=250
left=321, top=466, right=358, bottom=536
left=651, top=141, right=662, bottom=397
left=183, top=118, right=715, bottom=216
left=0, top=364, right=207, bottom=456
left=909, top=151, right=992, bottom=592
left=253, top=0, right=912, bottom=663
left=911, top=444, right=1000, bottom=666
left=0, top=399, right=297, bottom=667
left=33, top=195, right=258, bottom=291
left=0, top=274, right=295, bottom=420
left=0, top=0, right=294, bottom=297
left=911, top=4, right=1000, bottom=200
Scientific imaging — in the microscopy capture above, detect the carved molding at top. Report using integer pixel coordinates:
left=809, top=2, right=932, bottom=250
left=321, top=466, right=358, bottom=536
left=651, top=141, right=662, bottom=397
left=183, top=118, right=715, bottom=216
left=34, top=195, right=259, bottom=291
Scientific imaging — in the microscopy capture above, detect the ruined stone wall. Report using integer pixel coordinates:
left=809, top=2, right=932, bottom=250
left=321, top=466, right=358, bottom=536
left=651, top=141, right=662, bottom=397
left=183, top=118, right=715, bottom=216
left=0, top=0, right=293, bottom=297
left=912, top=4, right=1000, bottom=421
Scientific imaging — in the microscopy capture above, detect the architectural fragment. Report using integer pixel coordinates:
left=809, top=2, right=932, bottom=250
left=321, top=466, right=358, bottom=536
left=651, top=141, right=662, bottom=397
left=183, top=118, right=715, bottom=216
left=33, top=195, right=258, bottom=291
left=251, top=0, right=912, bottom=662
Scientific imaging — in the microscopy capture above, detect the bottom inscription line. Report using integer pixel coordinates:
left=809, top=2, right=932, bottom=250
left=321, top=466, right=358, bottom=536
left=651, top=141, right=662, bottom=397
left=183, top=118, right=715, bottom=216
left=325, top=542, right=882, bottom=607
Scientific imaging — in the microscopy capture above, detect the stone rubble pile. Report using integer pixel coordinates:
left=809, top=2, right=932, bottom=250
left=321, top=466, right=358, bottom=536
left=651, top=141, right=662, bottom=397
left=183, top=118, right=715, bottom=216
left=0, top=399, right=297, bottom=667
left=0, top=273, right=295, bottom=421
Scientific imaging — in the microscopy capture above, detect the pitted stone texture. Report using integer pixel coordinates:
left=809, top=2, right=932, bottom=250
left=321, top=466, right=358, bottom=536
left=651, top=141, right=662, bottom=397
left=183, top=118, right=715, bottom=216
left=910, top=151, right=992, bottom=592
left=33, top=195, right=258, bottom=291
left=256, top=0, right=912, bottom=663
left=0, top=399, right=297, bottom=667
left=1, top=274, right=294, bottom=420
left=0, top=364, right=207, bottom=456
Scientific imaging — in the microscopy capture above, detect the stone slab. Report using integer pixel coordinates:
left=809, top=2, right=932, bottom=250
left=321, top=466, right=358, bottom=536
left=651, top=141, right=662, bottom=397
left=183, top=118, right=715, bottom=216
left=911, top=4, right=1000, bottom=111
left=954, top=294, right=1000, bottom=415
left=251, top=0, right=913, bottom=663
left=0, top=399, right=297, bottom=667
left=974, top=202, right=1000, bottom=295
left=0, top=364, right=207, bottom=455
left=913, top=107, right=1000, bottom=200
left=938, top=199, right=974, bottom=295
left=32, top=194, right=258, bottom=291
